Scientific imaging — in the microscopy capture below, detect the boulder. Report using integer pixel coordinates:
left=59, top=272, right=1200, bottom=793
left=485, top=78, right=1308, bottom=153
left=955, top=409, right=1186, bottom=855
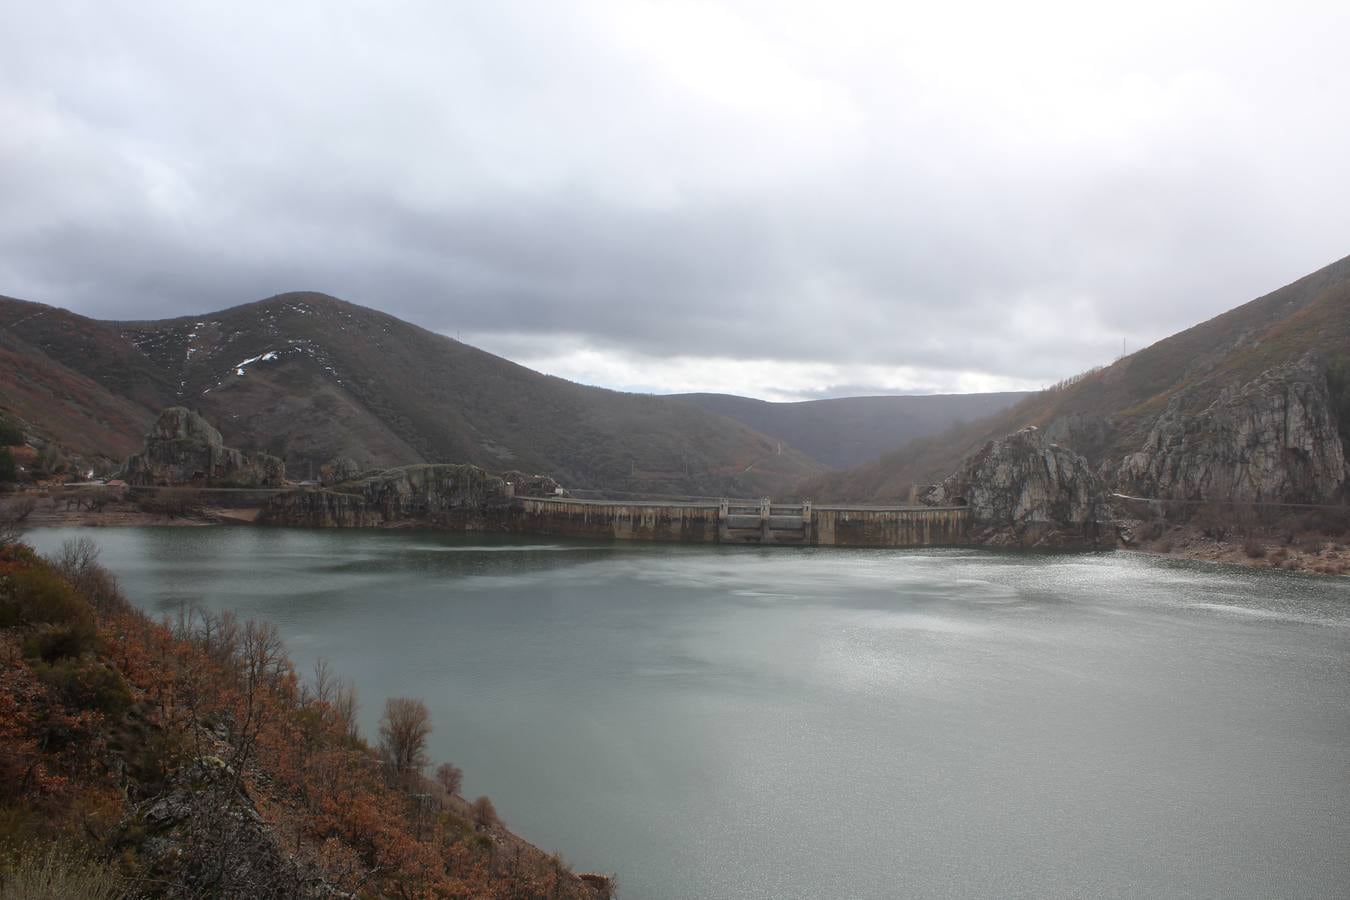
left=124, top=408, right=285, bottom=487
left=922, top=425, right=1111, bottom=547
left=1117, top=353, right=1346, bottom=503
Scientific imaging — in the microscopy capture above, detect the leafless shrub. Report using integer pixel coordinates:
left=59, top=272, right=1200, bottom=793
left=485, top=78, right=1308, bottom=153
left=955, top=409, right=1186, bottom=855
left=1242, top=537, right=1266, bottom=559
left=379, top=697, right=432, bottom=781
left=1191, top=502, right=1231, bottom=541
left=472, top=795, right=497, bottom=829
left=0, top=496, right=37, bottom=547
left=435, top=762, right=463, bottom=797
left=46, top=537, right=130, bottom=615
left=300, top=657, right=360, bottom=741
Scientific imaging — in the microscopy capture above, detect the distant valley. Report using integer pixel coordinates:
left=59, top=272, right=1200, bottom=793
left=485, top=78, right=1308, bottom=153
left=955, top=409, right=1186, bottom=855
left=679, top=391, right=1031, bottom=469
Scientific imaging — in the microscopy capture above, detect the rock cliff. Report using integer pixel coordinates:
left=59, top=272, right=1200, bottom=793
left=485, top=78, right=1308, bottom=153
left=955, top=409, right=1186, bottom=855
left=1117, top=354, right=1347, bottom=503
left=262, top=463, right=516, bottom=527
left=123, top=407, right=285, bottom=487
left=921, top=426, right=1111, bottom=547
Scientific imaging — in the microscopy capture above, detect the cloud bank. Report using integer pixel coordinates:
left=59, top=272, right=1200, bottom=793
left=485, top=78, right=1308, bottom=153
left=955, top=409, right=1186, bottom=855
left=3, top=0, right=1348, bottom=399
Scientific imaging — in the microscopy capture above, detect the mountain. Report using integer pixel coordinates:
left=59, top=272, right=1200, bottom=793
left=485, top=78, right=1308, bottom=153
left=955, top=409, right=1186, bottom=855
left=805, top=253, right=1350, bottom=503
left=0, top=291, right=823, bottom=496
left=677, top=391, right=1031, bottom=469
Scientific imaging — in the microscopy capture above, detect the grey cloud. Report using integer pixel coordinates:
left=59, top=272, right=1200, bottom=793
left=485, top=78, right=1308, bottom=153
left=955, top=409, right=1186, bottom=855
left=2, top=1, right=1348, bottom=396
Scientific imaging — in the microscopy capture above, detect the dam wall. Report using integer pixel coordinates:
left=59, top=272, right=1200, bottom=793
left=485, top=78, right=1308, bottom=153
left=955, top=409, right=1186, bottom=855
left=510, top=498, right=722, bottom=543
left=264, top=473, right=973, bottom=547
left=812, top=505, right=969, bottom=547
left=510, top=497, right=970, bottom=547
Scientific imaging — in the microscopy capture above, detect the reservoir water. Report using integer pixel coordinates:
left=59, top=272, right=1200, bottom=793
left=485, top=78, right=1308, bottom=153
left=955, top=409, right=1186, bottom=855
left=27, top=527, right=1350, bottom=899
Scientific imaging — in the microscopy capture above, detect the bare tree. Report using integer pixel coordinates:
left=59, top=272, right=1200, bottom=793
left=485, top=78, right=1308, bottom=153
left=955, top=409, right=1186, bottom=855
left=309, top=657, right=335, bottom=706
left=471, top=795, right=497, bottom=829
left=50, top=535, right=100, bottom=581
left=435, top=762, right=463, bottom=797
left=0, top=495, right=37, bottom=547
left=332, top=679, right=360, bottom=741
left=379, top=697, right=432, bottom=780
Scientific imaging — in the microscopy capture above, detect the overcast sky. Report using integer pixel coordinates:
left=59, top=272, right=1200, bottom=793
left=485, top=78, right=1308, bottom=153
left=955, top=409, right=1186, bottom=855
left=3, top=1, right=1348, bottom=400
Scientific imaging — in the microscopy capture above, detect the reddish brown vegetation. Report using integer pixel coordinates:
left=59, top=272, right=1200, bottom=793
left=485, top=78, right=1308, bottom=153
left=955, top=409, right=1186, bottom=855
left=0, top=539, right=607, bottom=898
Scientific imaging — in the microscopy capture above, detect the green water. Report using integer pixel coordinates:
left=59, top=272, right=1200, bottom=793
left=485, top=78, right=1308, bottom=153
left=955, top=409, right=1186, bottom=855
left=26, top=527, right=1350, bottom=899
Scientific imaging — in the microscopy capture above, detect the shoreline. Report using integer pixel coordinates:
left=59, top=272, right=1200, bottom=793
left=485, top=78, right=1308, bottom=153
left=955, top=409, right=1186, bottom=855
left=23, top=499, right=1349, bottom=578
left=1124, top=524, right=1350, bottom=577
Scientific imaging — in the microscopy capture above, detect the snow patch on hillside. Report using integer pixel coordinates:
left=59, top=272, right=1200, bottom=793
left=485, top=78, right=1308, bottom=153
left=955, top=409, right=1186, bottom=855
left=235, top=351, right=279, bottom=375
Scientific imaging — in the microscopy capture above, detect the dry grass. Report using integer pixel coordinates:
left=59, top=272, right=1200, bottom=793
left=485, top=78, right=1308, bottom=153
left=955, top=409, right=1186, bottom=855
left=0, top=843, right=130, bottom=900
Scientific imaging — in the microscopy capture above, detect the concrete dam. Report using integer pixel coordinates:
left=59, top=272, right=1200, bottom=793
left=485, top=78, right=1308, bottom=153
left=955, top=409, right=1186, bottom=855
left=257, top=465, right=971, bottom=547
left=510, top=497, right=970, bottom=547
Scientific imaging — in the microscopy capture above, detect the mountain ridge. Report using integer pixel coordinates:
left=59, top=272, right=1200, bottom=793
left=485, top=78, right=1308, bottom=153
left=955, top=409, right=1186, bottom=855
left=2, top=290, right=831, bottom=495
left=803, top=253, right=1350, bottom=503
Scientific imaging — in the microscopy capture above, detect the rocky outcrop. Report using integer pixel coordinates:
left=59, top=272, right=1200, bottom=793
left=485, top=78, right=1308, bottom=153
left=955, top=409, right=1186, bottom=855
left=262, top=463, right=515, bottom=527
left=1117, top=354, right=1346, bottom=503
left=318, top=456, right=363, bottom=486
left=921, top=426, right=1111, bottom=546
left=124, top=407, right=285, bottom=487
left=499, top=470, right=565, bottom=498
left=122, top=756, right=337, bottom=898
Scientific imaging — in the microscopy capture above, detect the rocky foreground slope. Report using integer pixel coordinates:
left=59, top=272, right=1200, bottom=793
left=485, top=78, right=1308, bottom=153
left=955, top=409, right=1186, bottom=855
left=0, top=537, right=610, bottom=898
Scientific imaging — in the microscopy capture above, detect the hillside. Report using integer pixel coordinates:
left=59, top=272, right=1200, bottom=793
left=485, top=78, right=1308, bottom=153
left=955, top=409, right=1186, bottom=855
left=806, top=253, right=1350, bottom=502
left=0, top=526, right=607, bottom=897
left=0, top=292, right=823, bottom=496
left=678, top=391, right=1030, bottom=469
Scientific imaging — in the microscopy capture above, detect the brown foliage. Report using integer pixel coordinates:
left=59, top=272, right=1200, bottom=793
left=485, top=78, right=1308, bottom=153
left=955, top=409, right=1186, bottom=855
left=0, top=542, right=600, bottom=899
left=379, top=697, right=432, bottom=781
left=472, top=795, right=498, bottom=829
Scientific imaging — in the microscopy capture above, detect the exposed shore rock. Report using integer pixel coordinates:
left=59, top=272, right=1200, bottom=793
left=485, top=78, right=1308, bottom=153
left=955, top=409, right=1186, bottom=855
left=262, top=463, right=516, bottom=527
left=1118, top=354, right=1347, bottom=503
left=124, top=407, right=285, bottom=487
left=921, top=426, right=1111, bottom=547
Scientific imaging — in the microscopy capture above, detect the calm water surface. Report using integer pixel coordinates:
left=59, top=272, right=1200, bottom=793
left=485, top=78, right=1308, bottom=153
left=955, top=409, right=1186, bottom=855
left=27, top=527, right=1350, bottom=899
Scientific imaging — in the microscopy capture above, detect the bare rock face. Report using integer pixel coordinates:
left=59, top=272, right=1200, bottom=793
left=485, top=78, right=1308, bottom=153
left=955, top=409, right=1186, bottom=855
left=922, top=426, right=1111, bottom=546
left=124, top=407, right=285, bottom=487
left=499, top=469, right=565, bottom=498
left=318, top=455, right=363, bottom=486
left=123, top=757, right=337, bottom=898
left=1118, top=354, right=1346, bottom=503
left=263, top=463, right=515, bottom=527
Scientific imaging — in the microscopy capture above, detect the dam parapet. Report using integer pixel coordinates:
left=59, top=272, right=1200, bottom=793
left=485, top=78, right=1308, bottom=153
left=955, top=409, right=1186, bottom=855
left=511, top=496, right=969, bottom=547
